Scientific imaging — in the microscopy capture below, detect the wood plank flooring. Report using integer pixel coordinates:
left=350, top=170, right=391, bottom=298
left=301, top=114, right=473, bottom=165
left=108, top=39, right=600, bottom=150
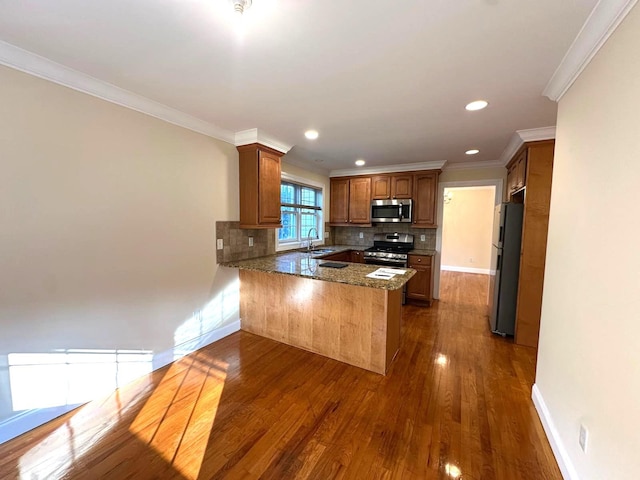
left=0, top=272, right=561, bottom=479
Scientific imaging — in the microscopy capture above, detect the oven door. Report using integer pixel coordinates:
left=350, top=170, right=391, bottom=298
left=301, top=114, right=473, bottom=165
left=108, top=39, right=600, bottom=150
left=364, top=257, right=407, bottom=269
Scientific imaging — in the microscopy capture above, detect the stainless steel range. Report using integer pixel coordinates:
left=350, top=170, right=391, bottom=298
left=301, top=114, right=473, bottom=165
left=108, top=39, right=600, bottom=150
left=363, top=233, right=414, bottom=268
left=364, top=233, right=414, bottom=304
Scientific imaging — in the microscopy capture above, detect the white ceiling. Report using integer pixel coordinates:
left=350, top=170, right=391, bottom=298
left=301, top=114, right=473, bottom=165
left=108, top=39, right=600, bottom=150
left=0, top=0, right=599, bottom=172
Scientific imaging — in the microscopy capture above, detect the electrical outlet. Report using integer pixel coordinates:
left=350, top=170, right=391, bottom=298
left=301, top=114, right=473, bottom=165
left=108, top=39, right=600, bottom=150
left=579, top=424, right=589, bottom=453
left=420, top=234, right=426, bottom=242
left=216, top=239, right=223, bottom=250
left=324, top=232, right=329, bottom=238
left=359, top=232, right=364, bottom=239
left=249, top=237, right=254, bottom=247
left=469, top=257, right=474, bottom=263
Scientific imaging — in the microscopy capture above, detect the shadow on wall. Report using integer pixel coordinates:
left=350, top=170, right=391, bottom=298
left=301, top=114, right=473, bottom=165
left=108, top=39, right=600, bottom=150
left=0, top=267, right=240, bottom=445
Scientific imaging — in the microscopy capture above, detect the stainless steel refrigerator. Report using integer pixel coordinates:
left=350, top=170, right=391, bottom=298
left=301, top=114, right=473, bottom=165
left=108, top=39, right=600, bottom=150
left=488, top=203, right=524, bottom=336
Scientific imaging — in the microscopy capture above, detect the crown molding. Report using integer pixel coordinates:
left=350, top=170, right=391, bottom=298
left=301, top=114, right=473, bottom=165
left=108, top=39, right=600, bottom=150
left=0, top=40, right=236, bottom=143
left=329, top=160, right=446, bottom=178
left=543, top=0, right=638, bottom=101
left=443, top=159, right=505, bottom=171
left=234, top=128, right=293, bottom=154
left=499, top=126, right=556, bottom=165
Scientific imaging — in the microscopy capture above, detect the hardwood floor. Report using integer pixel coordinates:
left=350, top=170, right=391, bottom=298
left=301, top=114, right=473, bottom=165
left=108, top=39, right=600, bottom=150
left=0, top=272, right=561, bottom=480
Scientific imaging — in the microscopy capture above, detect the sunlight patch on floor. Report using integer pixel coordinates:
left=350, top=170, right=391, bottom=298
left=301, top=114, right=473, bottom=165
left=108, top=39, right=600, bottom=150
left=129, top=355, right=229, bottom=480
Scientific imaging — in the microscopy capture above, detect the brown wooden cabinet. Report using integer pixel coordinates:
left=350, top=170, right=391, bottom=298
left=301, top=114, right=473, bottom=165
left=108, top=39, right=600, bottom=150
left=321, top=251, right=352, bottom=262
left=412, top=172, right=439, bottom=228
left=371, top=174, right=413, bottom=200
left=406, top=254, right=433, bottom=305
left=505, top=150, right=528, bottom=199
left=371, top=176, right=391, bottom=200
left=391, top=175, right=413, bottom=199
left=330, top=177, right=372, bottom=225
left=512, top=140, right=554, bottom=349
left=237, top=143, right=283, bottom=229
left=350, top=250, right=364, bottom=263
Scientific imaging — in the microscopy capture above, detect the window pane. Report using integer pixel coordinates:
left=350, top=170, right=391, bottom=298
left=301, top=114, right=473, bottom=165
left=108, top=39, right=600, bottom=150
left=300, top=187, right=317, bottom=207
left=279, top=207, right=297, bottom=241
left=281, top=184, right=295, bottom=204
left=301, top=212, right=318, bottom=236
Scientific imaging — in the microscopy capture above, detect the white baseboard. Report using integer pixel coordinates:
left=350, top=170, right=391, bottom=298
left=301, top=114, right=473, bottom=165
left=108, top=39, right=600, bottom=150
left=532, top=384, right=580, bottom=480
left=0, top=320, right=241, bottom=446
left=441, top=265, right=490, bottom=275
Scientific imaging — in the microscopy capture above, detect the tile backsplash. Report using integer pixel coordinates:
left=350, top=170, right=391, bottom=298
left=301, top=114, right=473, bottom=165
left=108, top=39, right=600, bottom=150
left=216, top=221, right=276, bottom=263
left=333, top=224, right=436, bottom=250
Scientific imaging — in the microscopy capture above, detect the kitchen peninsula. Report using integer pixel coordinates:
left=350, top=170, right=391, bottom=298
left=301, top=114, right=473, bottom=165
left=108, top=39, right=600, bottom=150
left=224, top=247, right=416, bottom=374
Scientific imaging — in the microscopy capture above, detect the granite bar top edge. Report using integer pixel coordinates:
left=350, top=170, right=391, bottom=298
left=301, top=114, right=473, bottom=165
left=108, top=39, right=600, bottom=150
left=222, top=245, right=416, bottom=290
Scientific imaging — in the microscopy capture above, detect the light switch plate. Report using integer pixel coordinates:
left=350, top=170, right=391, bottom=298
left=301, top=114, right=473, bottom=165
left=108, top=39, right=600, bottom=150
left=216, top=239, right=223, bottom=250
left=420, top=235, right=426, bottom=242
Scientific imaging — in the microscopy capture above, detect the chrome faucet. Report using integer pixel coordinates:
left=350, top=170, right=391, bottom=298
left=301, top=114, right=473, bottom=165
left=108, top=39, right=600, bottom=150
left=306, top=227, right=319, bottom=252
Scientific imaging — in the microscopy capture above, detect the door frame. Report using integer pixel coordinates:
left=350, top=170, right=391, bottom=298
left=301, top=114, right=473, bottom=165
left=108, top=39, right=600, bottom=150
left=433, top=178, right=503, bottom=299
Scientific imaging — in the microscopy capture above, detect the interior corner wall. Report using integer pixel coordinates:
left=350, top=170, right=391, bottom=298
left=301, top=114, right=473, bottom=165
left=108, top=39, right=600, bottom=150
left=535, top=5, right=640, bottom=480
left=441, top=187, right=494, bottom=272
left=0, top=65, right=240, bottom=442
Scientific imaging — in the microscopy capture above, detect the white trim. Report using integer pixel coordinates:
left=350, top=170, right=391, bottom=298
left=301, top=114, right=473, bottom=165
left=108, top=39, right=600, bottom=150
left=441, top=265, right=490, bottom=275
left=0, top=40, right=237, bottom=143
left=435, top=179, right=503, bottom=299
left=444, top=160, right=504, bottom=171
left=330, top=160, right=447, bottom=177
left=499, top=127, right=557, bottom=166
left=532, top=384, right=580, bottom=480
left=543, top=0, right=639, bottom=102
left=234, top=128, right=293, bottom=154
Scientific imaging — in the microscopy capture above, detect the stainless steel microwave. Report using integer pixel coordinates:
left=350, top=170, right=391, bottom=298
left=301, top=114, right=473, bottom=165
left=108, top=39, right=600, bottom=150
left=371, top=199, right=412, bottom=223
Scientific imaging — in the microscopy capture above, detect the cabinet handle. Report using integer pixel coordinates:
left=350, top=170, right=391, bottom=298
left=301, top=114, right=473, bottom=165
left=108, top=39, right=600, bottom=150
left=417, top=258, right=422, bottom=262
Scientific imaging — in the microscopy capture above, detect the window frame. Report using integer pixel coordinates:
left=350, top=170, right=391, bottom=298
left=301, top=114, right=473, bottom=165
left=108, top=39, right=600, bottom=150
left=276, top=173, right=325, bottom=252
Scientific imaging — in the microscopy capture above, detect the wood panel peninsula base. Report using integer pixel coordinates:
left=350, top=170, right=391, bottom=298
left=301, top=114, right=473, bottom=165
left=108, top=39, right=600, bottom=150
left=239, top=270, right=402, bottom=375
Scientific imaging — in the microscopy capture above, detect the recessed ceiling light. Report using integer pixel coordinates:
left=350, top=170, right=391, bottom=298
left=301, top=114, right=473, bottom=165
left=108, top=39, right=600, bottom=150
left=465, top=100, right=488, bottom=111
left=304, top=130, right=319, bottom=140
left=355, top=159, right=366, bottom=166
left=465, top=149, right=480, bottom=155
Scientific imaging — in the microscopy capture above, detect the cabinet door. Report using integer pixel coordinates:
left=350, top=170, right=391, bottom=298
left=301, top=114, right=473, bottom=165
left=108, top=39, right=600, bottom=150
left=322, top=251, right=351, bottom=262
left=258, top=151, right=282, bottom=225
left=349, top=177, right=372, bottom=224
left=406, top=255, right=432, bottom=303
left=515, top=151, right=528, bottom=189
left=412, top=172, right=438, bottom=227
left=351, top=250, right=364, bottom=263
left=506, top=163, right=517, bottom=199
left=391, top=175, right=413, bottom=199
left=330, top=178, right=350, bottom=225
left=371, top=176, right=391, bottom=200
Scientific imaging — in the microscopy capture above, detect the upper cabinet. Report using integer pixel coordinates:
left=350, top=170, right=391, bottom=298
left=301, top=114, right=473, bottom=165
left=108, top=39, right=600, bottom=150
left=412, top=171, right=439, bottom=228
left=506, top=149, right=528, bottom=199
left=331, top=170, right=439, bottom=227
left=330, top=177, right=372, bottom=225
left=237, top=143, right=283, bottom=229
left=371, top=174, right=413, bottom=200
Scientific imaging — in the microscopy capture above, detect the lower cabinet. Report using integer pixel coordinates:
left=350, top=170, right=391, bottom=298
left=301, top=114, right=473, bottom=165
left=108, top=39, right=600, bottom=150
left=406, top=254, right=433, bottom=305
left=321, top=251, right=352, bottom=262
left=351, top=250, right=364, bottom=263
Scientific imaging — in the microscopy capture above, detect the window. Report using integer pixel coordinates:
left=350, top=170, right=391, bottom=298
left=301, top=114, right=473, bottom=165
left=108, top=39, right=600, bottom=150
left=278, top=180, right=323, bottom=248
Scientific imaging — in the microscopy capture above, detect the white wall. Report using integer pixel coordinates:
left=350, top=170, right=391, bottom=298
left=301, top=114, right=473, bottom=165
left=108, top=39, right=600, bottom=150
left=0, top=65, right=241, bottom=442
left=534, top=5, right=640, bottom=480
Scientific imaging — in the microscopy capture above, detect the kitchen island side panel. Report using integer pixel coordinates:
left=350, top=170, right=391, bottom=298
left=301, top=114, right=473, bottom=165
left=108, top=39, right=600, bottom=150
left=239, top=270, right=400, bottom=374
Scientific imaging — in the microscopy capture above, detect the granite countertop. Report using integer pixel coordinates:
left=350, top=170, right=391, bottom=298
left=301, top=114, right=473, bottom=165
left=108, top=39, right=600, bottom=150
left=222, top=245, right=416, bottom=290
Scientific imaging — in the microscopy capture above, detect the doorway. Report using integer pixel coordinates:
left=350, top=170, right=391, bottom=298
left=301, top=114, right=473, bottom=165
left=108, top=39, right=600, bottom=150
left=433, top=179, right=502, bottom=299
